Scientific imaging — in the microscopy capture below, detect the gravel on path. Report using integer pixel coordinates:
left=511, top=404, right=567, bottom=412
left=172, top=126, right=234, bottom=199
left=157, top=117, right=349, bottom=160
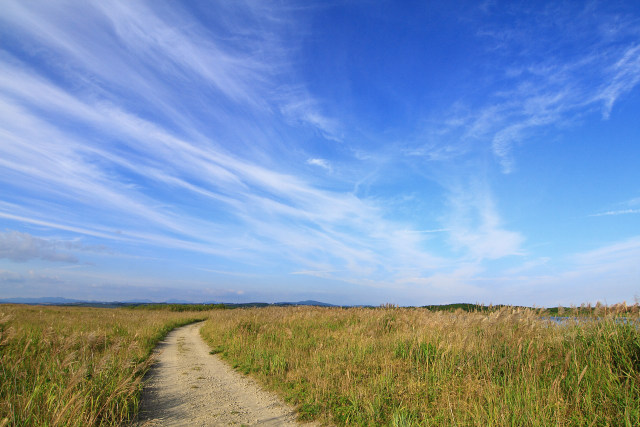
left=135, top=322, right=310, bottom=426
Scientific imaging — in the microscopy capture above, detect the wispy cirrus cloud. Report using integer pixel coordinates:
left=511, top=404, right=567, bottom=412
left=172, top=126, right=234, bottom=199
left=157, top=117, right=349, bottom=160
left=279, top=89, right=343, bottom=142
left=306, top=158, right=331, bottom=170
left=590, top=209, right=640, bottom=217
left=444, top=179, right=524, bottom=260
left=590, top=196, right=640, bottom=217
left=597, top=44, right=640, bottom=119
left=0, top=0, right=453, bottom=289
left=408, top=4, right=640, bottom=174
left=387, top=2, right=640, bottom=272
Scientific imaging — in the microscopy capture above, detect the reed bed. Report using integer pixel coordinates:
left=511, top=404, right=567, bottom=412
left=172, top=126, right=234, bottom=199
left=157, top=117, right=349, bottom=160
left=201, top=305, right=640, bottom=426
left=0, top=304, right=207, bottom=426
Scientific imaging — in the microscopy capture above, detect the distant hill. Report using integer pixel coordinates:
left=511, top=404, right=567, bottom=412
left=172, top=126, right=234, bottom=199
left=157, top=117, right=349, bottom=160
left=0, top=297, right=336, bottom=308
left=275, top=300, right=336, bottom=307
left=0, top=296, right=83, bottom=305
left=2, top=298, right=529, bottom=311
left=165, top=299, right=199, bottom=304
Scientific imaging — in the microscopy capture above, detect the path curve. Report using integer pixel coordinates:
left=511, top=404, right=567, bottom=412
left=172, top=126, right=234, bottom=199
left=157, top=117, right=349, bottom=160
left=135, top=322, right=306, bottom=426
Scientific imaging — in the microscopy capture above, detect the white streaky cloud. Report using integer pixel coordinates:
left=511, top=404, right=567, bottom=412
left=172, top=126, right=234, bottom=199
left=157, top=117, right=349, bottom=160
left=444, top=178, right=524, bottom=260
left=509, top=237, right=640, bottom=296
left=0, top=212, right=131, bottom=242
left=0, top=49, right=450, bottom=284
left=0, top=0, right=492, bottom=294
left=499, top=237, right=640, bottom=305
left=0, top=60, right=338, bottom=237
left=0, top=59, right=249, bottom=195
left=0, top=212, right=254, bottom=261
left=590, top=209, right=640, bottom=217
left=0, top=1, right=273, bottom=114
left=278, top=85, right=343, bottom=142
left=572, top=236, right=640, bottom=267
left=0, top=100, right=396, bottom=274
left=598, top=44, right=640, bottom=119
left=0, top=0, right=336, bottom=157
left=0, top=100, right=199, bottom=236
left=491, top=125, right=522, bottom=174
left=93, top=0, right=273, bottom=108
left=408, top=10, right=640, bottom=174
left=307, top=158, right=331, bottom=170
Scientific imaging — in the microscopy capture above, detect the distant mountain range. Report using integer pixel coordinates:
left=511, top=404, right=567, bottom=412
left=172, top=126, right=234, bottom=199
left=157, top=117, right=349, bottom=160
left=0, top=298, right=547, bottom=310
left=0, top=296, right=337, bottom=307
left=275, top=300, right=335, bottom=307
left=0, top=296, right=86, bottom=304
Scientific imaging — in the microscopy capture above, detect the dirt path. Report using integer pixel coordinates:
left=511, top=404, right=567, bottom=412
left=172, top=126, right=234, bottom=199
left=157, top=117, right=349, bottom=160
left=135, top=322, right=309, bottom=426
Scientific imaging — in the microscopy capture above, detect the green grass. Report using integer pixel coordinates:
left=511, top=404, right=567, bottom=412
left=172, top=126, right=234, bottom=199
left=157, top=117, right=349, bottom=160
left=201, top=304, right=640, bottom=426
left=0, top=304, right=208, bottom=426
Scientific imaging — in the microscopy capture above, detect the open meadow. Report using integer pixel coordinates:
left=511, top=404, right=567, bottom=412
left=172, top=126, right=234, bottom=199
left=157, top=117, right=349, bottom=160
left=201, top=305, right=640, bottom=426
left=2, top=303, right=638, bottom=426
left=0, top=304, right=208, bottom=426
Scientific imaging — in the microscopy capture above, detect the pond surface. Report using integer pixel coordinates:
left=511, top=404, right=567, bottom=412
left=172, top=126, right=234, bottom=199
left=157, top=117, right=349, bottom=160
left=544, top=316, right=638, bottom=326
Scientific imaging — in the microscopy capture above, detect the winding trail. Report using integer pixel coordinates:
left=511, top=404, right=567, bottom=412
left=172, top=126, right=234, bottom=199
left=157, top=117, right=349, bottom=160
left=135, top=322, right=308, bottom=426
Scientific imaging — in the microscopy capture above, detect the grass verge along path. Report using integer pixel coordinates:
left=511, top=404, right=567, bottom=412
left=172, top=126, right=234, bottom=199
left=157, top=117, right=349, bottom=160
left=0, top=304, right=208, bottom=426
left=200, top=305, right=640, bottom=426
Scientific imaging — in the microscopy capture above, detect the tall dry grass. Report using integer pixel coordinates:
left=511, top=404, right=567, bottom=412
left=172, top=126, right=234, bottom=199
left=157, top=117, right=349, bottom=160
left=0, top=304, right=207, bottom=426
left=201, top=305, right=640, bottom=426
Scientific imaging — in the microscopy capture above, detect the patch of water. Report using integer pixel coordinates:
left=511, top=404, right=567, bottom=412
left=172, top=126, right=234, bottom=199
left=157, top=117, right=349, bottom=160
left=544, top=316, right=638, bottom=326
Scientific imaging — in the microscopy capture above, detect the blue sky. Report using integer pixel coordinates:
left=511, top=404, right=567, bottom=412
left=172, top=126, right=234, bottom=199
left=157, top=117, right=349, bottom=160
left=1, top=1, right=639, bottom=306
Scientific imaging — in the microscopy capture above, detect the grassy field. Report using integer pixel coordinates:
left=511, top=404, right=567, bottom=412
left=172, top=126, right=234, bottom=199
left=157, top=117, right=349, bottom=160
left=201, top=305, right=640, bottom=426
left=0, top=304, right=208, bottom=426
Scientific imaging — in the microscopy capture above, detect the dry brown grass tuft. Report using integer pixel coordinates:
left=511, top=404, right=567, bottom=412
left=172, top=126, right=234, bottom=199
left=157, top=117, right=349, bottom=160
left=201, top=305, right=640, bottom=426
left=0, top=304, right=207, bottom=426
